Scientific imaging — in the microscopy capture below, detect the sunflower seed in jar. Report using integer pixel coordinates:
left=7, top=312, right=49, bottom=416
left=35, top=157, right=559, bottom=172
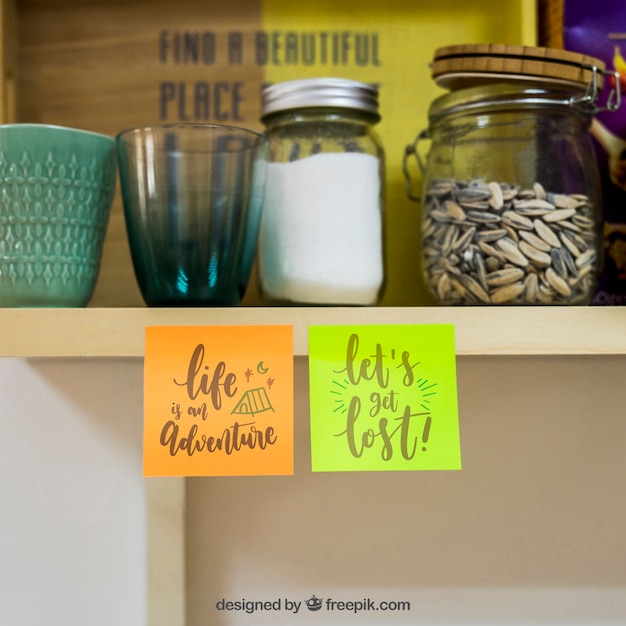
left=488, top=182, right=504, bottom=210
left=429, top=209, right=453, bottom=224
left=450, top=277, right=471, bottom=300
left=523, top=272, right=539, bottom=303
left=533, top=219, right=561, bottom=248
left=436, top=272, right=451, bottom=301
left=537, top=284, right=557, bottom=304
left=560, top=246, right=579, bottom=277
left=502, top=187, right=517, bottom=202
left=496, top=238, right=529, bottom=267
left=560, top=220, right=582, bottom=234
left=459, top=274, right=490, bottom=303
left=443, top=200, right=467, bottom=221
left=457, top=187, right=492, bottom=203
left=421, top=177, right=599, bottom=305
left=491, top=282, right=525, bottom=303
left=485, top=267, right=525, bottom=286
left=459, top=201, right=491, bottom=211
left=533, top=182, right=547, bottom=200
left=467, top=210, right=502, bottom=224
left=503, top=224, right=520, bottom=242
left=543, top=208, right=577, bottom=222
left=438, top=257, right=462, bottom=276
left=485, top=256, right=502, bottom=272
left=519, top=230, right=551, bottom=252
left=545, top=267, right=572, bottom=297
left=518, top=241, right=552, bottom=267
left=549, top=248, right=567, bottom=278
left=565, top=230, right=587, bottom=251
left=571, top=214, right=595, bottom=229
left=430, top=208, right=455, bottom=223
left=474, top=251, right=488, bottom=290
left=429, top=270, right=443, bottom=291
left=514, top=198, right=555, bottom=213
left=575, top=248, right=596, bottom=268
left=502, top=211, right=533, bottom=231
left=441, top=224, right=459, bottom=255
left=422, top=217, right=435, bottom=238
left=478, top=240, right=506, bottom=262
left=549, top=193, right=578, bottom=209
left=430, top=223, right=447, bottom=241
left=474, top=228, right=508, bottom=243
left=427, top=179, right=456, bottom=197
left=452, top=226, right=476, bottom=253
left=559, top=231, right=581, bottom=258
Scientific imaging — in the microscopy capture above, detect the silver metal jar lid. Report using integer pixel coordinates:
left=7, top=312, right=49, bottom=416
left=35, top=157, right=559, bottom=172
left=261, top=78, right=380, bottom=119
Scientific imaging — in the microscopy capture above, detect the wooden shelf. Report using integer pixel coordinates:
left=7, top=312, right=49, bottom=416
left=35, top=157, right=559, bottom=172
left=0, top=306, right=625, bottom=358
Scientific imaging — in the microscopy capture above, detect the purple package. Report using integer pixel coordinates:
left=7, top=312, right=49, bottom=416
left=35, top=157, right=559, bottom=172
left=564, top=0, right=626, bottom=305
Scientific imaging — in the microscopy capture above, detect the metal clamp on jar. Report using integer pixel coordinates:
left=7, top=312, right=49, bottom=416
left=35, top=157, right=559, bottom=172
left=258, top=78, right=386, bottom=306
left=404, top=44, right=621, bottom=306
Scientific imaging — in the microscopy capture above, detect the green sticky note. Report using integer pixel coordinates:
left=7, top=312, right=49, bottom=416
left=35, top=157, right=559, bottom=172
left=308, top=325, right=461, bottom=472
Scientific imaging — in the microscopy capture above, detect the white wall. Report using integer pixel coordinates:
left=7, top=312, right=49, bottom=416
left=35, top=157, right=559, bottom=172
left=186, top=356, right=626, bottom=625
left=1, top=356, right=625, bottom=626
left=0, top=358, right=146, bottom=626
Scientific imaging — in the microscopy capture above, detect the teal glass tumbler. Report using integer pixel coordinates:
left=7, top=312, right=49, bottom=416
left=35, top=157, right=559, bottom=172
left=116, top=124, right=268, bottom=306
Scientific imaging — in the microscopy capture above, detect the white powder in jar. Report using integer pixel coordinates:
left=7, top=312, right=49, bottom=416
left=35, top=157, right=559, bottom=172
left=258, top=151, right=384, bottom=305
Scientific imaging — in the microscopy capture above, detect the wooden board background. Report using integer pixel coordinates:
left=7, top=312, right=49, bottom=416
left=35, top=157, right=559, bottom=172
left=16, top=0, right=265, bottom=306
left=6, top=0, right=536, bottom=307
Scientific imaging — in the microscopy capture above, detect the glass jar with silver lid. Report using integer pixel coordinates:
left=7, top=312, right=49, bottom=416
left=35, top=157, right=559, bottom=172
left=258, top=77, right=386, bottom=306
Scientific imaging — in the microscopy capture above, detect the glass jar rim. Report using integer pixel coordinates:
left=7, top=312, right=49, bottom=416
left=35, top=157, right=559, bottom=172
left=427, top=81, right=596, bottom=123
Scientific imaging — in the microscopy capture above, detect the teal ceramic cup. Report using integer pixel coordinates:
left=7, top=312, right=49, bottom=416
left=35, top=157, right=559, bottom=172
left=116, top=124, right=268, bottom=306
left=0, top=124, right=116, bottom=307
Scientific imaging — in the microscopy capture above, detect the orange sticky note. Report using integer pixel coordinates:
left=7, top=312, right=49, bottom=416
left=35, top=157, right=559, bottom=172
left=144, top=325, right=294, bottom=477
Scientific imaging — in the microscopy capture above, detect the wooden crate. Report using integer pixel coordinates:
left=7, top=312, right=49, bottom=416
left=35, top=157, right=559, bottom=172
left=538, top=0, right=563, bottom=48
left=0, top=0, right=537, bottom=307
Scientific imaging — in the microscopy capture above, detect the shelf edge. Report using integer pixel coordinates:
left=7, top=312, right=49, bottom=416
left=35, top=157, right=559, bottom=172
left=0, top=306, right=625, bottom=358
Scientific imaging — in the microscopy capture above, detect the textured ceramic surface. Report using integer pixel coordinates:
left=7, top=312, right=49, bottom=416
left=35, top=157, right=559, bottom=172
left=0, top=124, right=116, bottom=307
left=117, top=124, right=268, bottom=306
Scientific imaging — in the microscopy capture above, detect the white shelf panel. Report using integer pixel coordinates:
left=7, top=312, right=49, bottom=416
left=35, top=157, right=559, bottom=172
left=0, top=306, right=625, bottom=357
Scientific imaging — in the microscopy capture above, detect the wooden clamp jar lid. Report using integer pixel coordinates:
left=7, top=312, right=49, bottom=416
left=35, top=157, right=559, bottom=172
left=431, top=43, right=607, bottom=92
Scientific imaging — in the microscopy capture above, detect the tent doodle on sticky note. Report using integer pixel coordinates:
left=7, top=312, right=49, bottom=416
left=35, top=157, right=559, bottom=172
left=232, top=387, right=275, bottom=417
